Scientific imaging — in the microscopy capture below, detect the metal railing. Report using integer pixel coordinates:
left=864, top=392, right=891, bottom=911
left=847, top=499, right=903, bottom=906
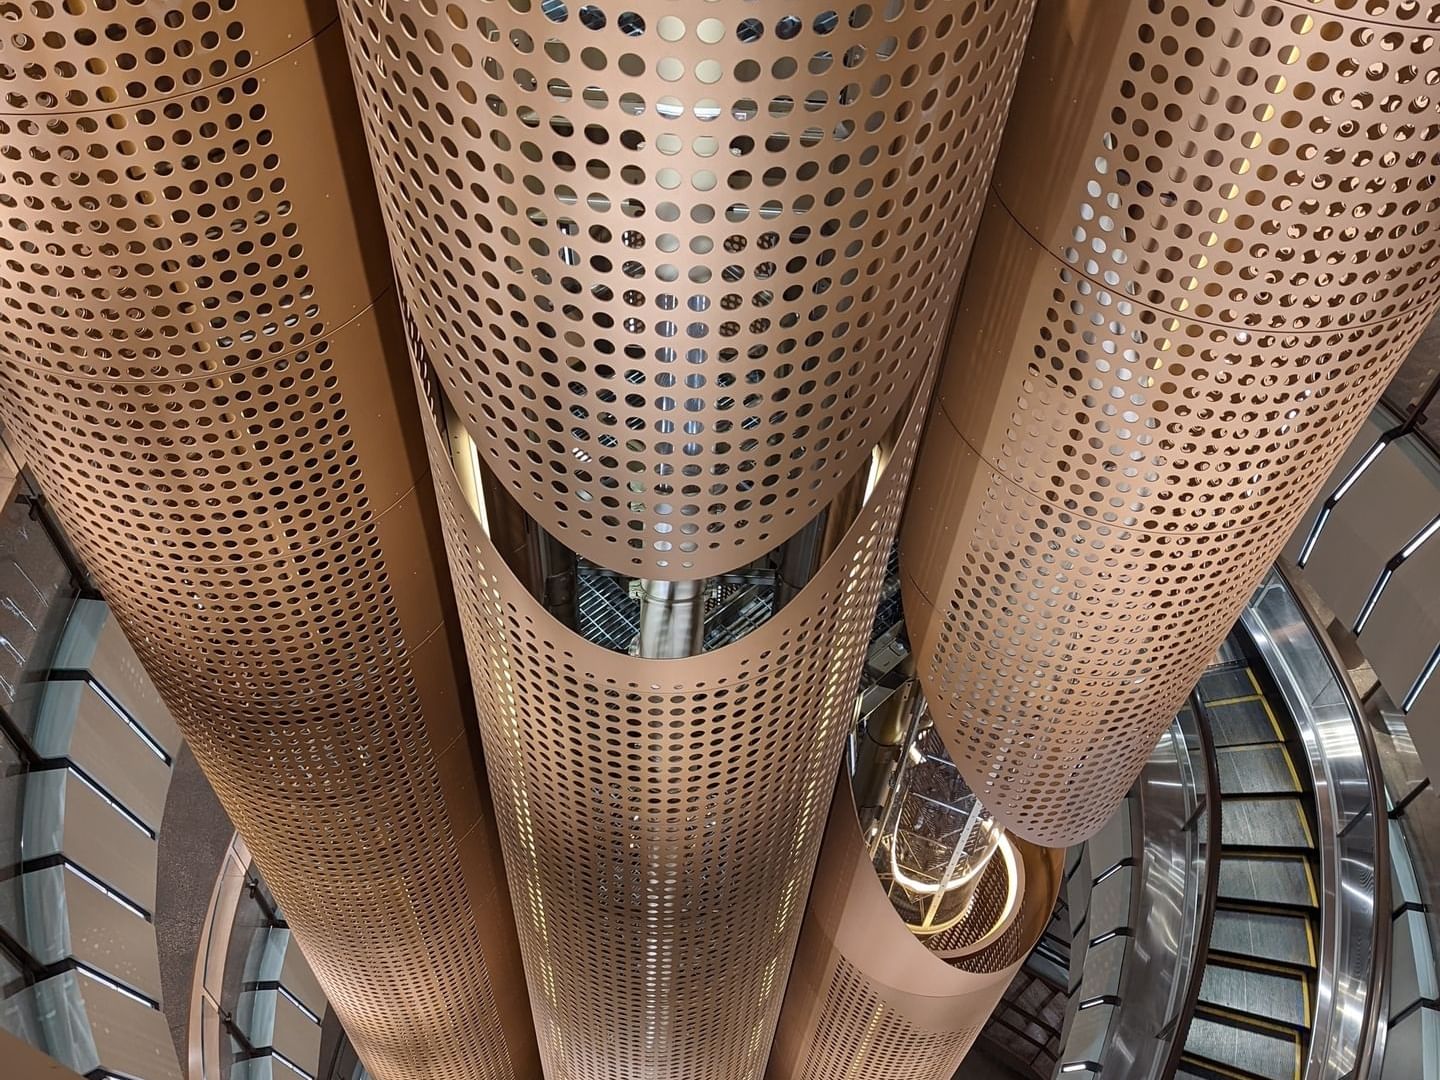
left=1157, top=692, right=1223, bottom=1080
left=1048, top=694, right=1215, bottom=1080
left=1245, top=568, right=1390, bottom=1080
left=190, top=835, right=327, bottom=1080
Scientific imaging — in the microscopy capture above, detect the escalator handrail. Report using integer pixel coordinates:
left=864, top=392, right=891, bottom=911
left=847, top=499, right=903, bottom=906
left=1273, top=563, right=1393, bottom=1080
left=1157, top=688, right=1225, bottom=1080
left=1250, top=566, right=1392, bottom=1080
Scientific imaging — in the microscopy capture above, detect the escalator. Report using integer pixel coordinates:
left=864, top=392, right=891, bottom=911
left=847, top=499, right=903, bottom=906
left=1179, top=646, right=1320, bottom=1080
left=975, top=571, right=1389, bottom=1080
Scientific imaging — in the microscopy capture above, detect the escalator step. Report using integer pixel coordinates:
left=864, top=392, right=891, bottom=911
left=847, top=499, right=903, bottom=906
left=1184, top=1015, right=1299, bottom=1080
left=1206, top=697, right=1282, bottom=747
left=1215, top=745, right=1300, bottom=796
left=1221, top=798, right=1312, bottom=849
left=1210, top=909, right=1314, bottom=968
left=1199, top=666, right=1261, bottom=703
left=1217, top=856, right=1316, bottom=909
left=1198, top=963, right=1309, bottom=1028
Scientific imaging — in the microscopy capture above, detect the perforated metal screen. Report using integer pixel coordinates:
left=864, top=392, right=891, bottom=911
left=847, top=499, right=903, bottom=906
left=0, top=6, right=533, bottom=1078
left=341, top=0, right=1036, bottom=579
left=901, top=0, right=1440, bottom=846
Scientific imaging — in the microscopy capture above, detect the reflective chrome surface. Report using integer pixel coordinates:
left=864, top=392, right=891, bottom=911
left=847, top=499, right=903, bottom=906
left=1242, top=569, right=1390, bottom=1080
left=1118, top=700, right=1215, bottom=1080
left=1054, top=703, right=1214, bottom=1080
left=1041, top=570, right=1391, bottom=1080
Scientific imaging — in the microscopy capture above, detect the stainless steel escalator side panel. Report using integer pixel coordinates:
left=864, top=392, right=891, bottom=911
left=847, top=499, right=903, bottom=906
left=1055, top=707, right=1214, bottom=1080
left=1241, top=569, right=1392, bottom=1080
left=1109, top=710, right=1215, bottom=1080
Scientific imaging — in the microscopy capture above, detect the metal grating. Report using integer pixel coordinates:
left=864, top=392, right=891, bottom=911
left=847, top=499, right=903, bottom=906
left=574, top=566, right=640, bottom=653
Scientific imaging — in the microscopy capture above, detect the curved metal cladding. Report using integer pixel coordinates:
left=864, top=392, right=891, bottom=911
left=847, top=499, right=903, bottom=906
left=339, top=0, right=1036, bottom=580
left=901, top=0, right=1440, bottom=846
left=0, top=6, right=536, bottom=1079
left=418, top=359, right=921, bottom=1080
left=765, top=783, right=1062, bottom=1080
left=341, top=2, right=1037, bottom=1077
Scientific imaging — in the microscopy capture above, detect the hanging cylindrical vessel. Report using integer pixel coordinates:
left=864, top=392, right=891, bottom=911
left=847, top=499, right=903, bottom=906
left=339, top=1, right=1037, bottom=1076
left=901, top=0, right=1440, bottom=846
left=340, top=0, right=1034, bottom=580
left=766, top=776, right=1061, bottom=1080
left=0, top=5, right=535, bottom=1079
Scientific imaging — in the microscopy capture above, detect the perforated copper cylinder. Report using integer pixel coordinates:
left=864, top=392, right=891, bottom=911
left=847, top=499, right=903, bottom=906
left=338, top=2, right=1037, bottom=1076
left=765, top=781, right=1062, bottom=1080
left=419, top=369, right=923, bottom=1080
left=901, top=0, right=1440, bottom=846
left=340, top=0, right=1036, bottom=580
left=0, top=6, right=536, bottom=1079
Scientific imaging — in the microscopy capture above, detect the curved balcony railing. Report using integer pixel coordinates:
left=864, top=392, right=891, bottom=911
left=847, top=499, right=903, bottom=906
left=2, top=451, right=192, bottom=1080
left=191, top=835, right=334, bottom=1080
left=1044, top=690, right=1216, bottom=1080
left=1270, top=313, right=1440, bottom=1080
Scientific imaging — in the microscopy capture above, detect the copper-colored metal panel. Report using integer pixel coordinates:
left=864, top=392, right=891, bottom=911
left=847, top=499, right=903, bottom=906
left=993, top=0, right=1440, bottom=335
left=766, top=781, right=1062, bottom=1080
left=901, top=0, right=1440, bottom=846
left=338, top=2, right=1038, bottom=1076
left=418, top=365, right=924, bottom=1080
left=0, top=8, right=535, bottom=1079
left=340, top=0, right=1036, bottom=579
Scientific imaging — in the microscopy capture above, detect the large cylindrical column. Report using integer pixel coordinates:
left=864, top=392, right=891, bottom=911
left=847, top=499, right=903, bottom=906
left=339, top=2, right=1036, bottom=1077
left=901, top=0, right=1440, bottom=846
left=0, top=5, right=536, bottom=1079
left=341, top=0, right=1033, bottom=580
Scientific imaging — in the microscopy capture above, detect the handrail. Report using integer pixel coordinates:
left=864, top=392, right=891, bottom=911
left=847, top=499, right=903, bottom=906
left=1244, top=567, right=1391, bottom=1080
left=1273, top=563, right=1394, bottom=1080
left=1157, top=689, right=1224, bottom=1080
left=1025, top=569, right=1392, bottom=1080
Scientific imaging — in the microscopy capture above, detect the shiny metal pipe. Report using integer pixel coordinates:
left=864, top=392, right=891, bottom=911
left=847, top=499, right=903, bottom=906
left=635, top=579, right=706, bottom=660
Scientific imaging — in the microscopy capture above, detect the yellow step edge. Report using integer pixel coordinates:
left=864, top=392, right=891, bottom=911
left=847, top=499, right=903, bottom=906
left=1196, top=1003, right=1302, bottom=1041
